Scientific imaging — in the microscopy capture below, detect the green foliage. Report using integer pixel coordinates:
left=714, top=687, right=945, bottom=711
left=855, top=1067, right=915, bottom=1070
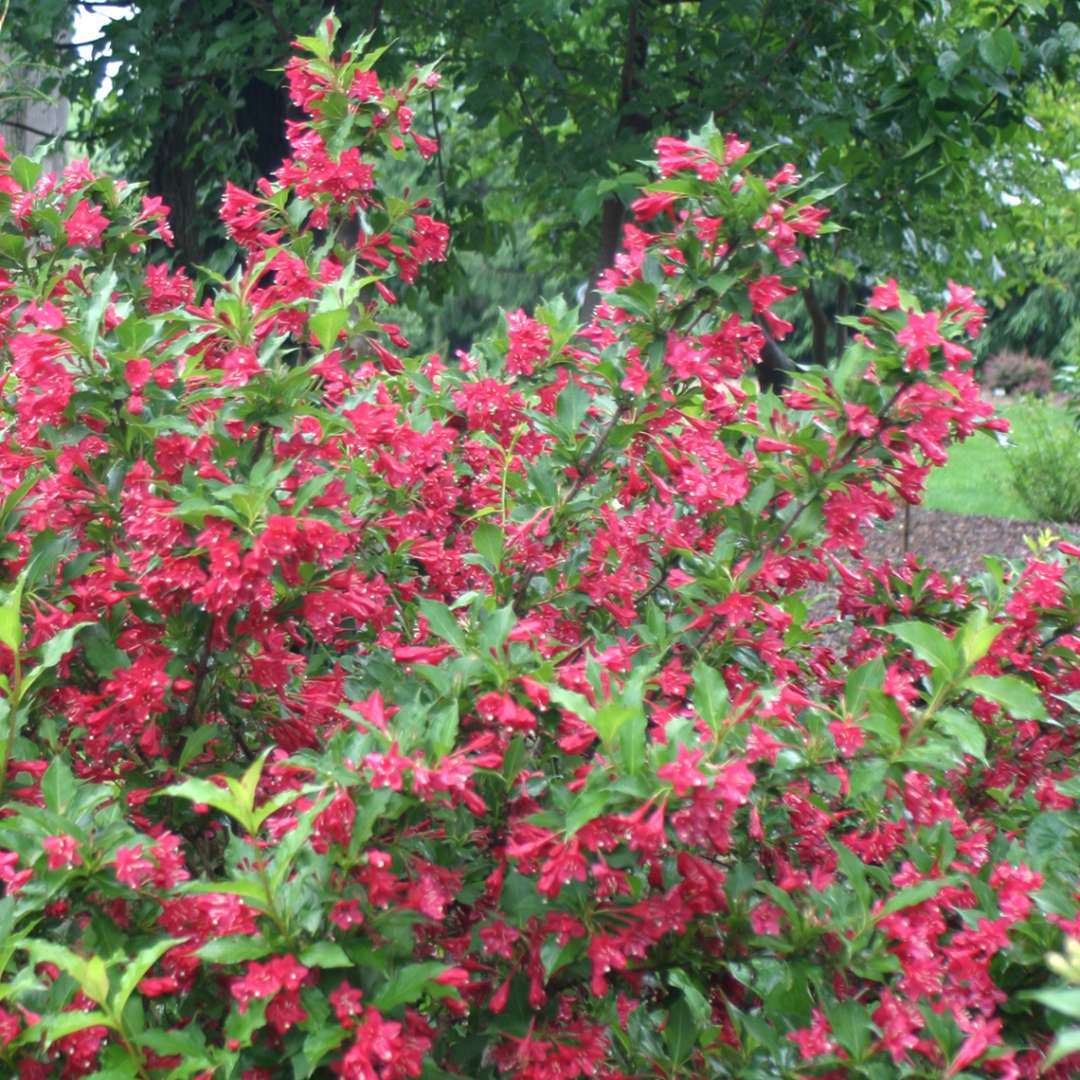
left=1007, top=403, right=1080, bottom=522
left=6, top=0, right=1080, bottom=321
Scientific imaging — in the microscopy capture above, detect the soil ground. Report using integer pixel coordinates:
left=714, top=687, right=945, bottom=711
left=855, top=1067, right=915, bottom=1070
left=861, top=506, right=1068, bottom=579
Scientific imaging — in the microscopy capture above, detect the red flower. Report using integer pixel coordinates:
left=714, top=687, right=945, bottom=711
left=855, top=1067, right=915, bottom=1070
left=64, top=199, right=109, bottom=247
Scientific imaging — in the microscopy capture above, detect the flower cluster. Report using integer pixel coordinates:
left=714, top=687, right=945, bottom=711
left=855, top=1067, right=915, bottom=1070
left=0, top=13, right=1076, bottom=1080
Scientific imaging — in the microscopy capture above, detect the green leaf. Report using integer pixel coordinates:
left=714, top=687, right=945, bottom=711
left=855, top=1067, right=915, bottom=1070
left=268, top=792, right=333, bottom=892
left=309, top=308, right=348, bottom=351
left=934, top=708, right=987, bottom=763
left=848, top=757, right=888, bottom=799
left=664, top=997, right=697, bottom=1064
left=37, top=1009, right=114, bottom=1046
left=157, top=777, right=252, bottom=832
left=373, top=962, right=451, bottom=1011
left=224, top=995, right=268, bottom=1046
left=40, top=755, right=76, bottom=815
left=178, top=724, right=217, bottom=771
left=889, top=620, right=959, bottom=675
left=471, top=522, right=505, bottom=571
left=564, top=782, right=610, bottom=835
left=196, top=935, right=274, bottom=964
left=957, top=609, right=1001, bottom=667
left=114, top=939, right=180, bottom=1015
left=26, top=942, right=109, bottom=1005
left=1045, top=1026, right=1080, bottom=1068
left=417, top=598, right=467, bottom=653
left=299, top=942, right=352, bottom=969
left=832, top=842, right=871, bottom=911
left=0, top=574, right=23, bottom=654
left=1026, top=811, right=1077, bottom=869
left=555, top=380, right=590, bottom=436
left=22, top=622, right=94, bottom=695
left=1028, top=987, right=1080, bottom=1020
left=82, top=265, right=119, bottom=360
left=827, top=998, right=872, bottom=1058
left=300, top=1023, right=349, bottom=1074
left=692, top=661, right=728, bottom=733
left=979, top=27, right=1020, bottom=74
left=668, top=969, right=710, bottom=1027
left=617, top=703, right=646, bottom=777
left=874, top=877, right=955, bottom=921
left=964, top=674, right=1046, bottom=719
left=137, top=1025, right=207, bottom=1058
left=845, top=656, right=884, bottom=715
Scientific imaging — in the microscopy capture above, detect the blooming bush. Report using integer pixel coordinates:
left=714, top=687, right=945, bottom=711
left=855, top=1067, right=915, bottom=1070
left=0, top=14, right=1078, bottom=1079
left=980, top=350, right=1054, bottom=399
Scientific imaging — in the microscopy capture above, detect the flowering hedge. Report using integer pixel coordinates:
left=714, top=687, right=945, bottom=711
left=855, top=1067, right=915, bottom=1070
left=0, top=14, right=1078, bottom=1079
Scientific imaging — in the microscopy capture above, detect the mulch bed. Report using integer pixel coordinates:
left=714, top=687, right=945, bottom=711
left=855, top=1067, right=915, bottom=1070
left=861, top=506, right=1065, bottom=579
left=806, top=508, right=1071, bottom=654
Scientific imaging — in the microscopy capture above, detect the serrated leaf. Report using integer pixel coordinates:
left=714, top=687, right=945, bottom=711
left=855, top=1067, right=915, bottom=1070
left=889, top=620, right=959, bottom=674
left=1028, top=987, right=1080, bottom=1020
left=268, top=792, right=333, bottom=892
left=964, top=674, right=1046, bottom=719
left=935, top=708, right=987, bottom=763
left=84, top=265, right=118, bottom=357
left=26, top=942, right=107, bottom=1004
left=827, top=998, right=872, bottom=1058
left=668, top=968, right=710, bottom=1027
left=564, top=782, right=610, bottom=835
left=137, top=1025, right=207, bottom=1057
left=832, top=842, right=871, bottom=911
left=36, top=1009, right=114, bottom=1046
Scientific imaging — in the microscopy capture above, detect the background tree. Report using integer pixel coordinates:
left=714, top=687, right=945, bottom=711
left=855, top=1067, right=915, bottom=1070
left=6, top=0, right=1080, bottom=358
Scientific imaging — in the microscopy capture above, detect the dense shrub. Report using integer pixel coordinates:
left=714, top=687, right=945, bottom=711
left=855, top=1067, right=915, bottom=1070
left=1008, top=404, right=1080, bottom=523
left=981, top=349, right=1054, bottom=397
left=0, top=16, right=1077, bottom=1079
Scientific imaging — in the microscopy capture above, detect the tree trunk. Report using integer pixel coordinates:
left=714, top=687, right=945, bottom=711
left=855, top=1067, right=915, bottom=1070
left=581, top=0, right=648, bottom=317
left=802, top=283, right=829, bottom=366
left=835, top=277, right=849, bottom=358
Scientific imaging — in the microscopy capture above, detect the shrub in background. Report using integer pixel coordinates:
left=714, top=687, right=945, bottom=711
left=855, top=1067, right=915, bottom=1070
left=1008, top=404, right=1080, bottom=523
left=981, top=349, right=1054, bottom=397
left=0, top=15, right=1077, bottom=1079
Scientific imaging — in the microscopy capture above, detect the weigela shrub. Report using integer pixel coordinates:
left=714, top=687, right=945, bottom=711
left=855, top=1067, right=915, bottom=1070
left=981, top=350, right=1054, bottom=399
left=0, top=14, right=1078, bottom=1079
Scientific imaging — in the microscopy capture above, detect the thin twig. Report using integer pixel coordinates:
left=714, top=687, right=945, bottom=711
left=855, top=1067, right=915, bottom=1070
left=428, top=88, right=448, bottom=220
left=0, top=117, right=71, bottom=143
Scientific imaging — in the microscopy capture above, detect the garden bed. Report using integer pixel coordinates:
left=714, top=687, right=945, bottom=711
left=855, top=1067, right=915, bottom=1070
left=864, top=505, right=1066, bottom=579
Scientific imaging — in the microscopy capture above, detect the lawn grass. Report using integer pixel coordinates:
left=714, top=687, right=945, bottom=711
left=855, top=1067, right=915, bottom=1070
left=922, top=400, right=1070, bottom=520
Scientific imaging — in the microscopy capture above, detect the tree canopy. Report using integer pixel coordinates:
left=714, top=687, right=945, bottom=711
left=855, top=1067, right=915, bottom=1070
left=5, top=0, right=1080, bottom=357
